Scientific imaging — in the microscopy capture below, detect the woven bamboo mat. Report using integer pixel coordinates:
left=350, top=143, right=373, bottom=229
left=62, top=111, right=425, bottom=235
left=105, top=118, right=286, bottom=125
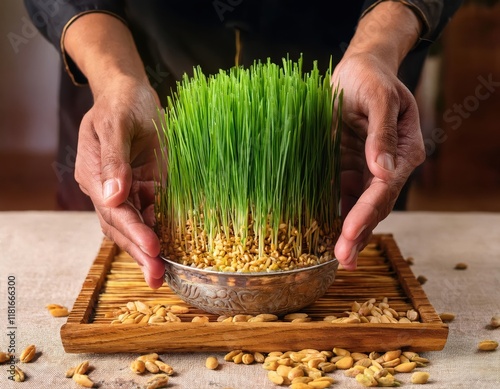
left=61, top=234, right=448, bottom=353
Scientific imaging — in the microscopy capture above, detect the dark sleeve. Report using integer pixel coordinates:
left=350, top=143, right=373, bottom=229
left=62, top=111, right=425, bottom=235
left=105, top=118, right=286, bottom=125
left=361, top=0, right=463, bottom=42
left=23, top=0, right=127, bottom=84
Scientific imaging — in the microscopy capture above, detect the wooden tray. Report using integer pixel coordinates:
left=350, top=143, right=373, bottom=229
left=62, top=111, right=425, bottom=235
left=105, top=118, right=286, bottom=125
left=61, top=234, right=448, bottom=353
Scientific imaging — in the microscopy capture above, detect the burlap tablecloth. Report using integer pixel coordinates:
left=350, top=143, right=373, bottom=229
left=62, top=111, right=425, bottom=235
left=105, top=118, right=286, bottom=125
left=0, top=211, right=499, bottom=388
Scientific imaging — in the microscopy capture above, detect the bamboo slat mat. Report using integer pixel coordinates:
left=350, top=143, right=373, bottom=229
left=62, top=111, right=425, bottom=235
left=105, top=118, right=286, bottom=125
left=61, top=234, right=448, bottom=353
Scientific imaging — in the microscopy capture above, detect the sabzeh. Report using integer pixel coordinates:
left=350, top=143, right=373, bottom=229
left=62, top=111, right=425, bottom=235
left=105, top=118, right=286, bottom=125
left=155, top=56, right=342, bottom=273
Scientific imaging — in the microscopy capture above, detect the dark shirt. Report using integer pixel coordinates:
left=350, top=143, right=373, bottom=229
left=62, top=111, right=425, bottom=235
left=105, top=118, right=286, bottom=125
left=22, top=0, right=462, bottom=211
left=24, top=0, right=462, bottom=86
left=24, top=1, right=458, bottom=49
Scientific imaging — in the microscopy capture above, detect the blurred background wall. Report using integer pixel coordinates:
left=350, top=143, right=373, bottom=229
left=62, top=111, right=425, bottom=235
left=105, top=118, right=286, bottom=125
left=0, top=0, right=59, bottom=153
left=407, top=0, right=500, bottom=210
left=0, top=0, right=59, bottom=209
left=0, top=1, right=499, bottom=211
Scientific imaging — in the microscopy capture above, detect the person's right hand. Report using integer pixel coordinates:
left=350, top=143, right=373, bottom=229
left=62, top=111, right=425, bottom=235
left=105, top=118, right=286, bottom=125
left=75, top=74, right=165, bottom=288
left=64, top=13, right=165, bottom=288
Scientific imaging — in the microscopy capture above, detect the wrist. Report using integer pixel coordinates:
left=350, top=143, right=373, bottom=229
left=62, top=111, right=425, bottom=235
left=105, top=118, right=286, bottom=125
left=63, top=13, right=148, bottom=95
left=345, top=1, right=422, bottom=73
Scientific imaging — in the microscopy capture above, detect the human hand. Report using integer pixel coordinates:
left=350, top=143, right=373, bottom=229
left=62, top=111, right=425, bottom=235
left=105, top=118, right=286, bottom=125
left=64, top=13, right=165, bottom=288
left=331, top=1, right=425, bottom=270
left=332, top=1, right=426, bottom=270
left=75, top=75, right=165, bottom=288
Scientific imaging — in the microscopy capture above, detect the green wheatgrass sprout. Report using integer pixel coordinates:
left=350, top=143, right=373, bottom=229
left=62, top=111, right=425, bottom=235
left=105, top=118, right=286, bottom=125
left=156, top=57, right=342, bottom=272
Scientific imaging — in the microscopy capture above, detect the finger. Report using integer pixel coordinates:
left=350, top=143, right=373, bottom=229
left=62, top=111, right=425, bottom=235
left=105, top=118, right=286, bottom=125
left=335, top=226, right=373, bottom=271
left=99, top=117, right=134, bottom=207
left=340, top=169, right=364, bottom=218
left=339, top=122, right=370, bottom=214
left=126, top=180, right=156, bottom=227
left=75, top=113, right=103, bottom=198
left=393, top=92, right=426, bottom=170
left=143, top=271, right=165, bottom=290
left=97, top=201, right=161, bottom=257
left=335, top=179, right=392, bottom=269
left=129, top=179, right=156, bottom=212
left=364, top=87, right=399, bottom=181
left=95, top=209, right=165, bottom=289
left=141, top=204, right=156, bottom=228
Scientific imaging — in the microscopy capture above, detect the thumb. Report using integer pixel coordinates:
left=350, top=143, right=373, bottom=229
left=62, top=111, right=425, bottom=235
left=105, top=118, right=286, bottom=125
left=364, top=96, right=399, bottom=181
left=101, top=136, right=133, bottom=207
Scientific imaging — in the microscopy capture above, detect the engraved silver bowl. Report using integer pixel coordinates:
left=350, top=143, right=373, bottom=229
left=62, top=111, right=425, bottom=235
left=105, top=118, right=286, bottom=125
left=162, top=257, right=339, bottom=316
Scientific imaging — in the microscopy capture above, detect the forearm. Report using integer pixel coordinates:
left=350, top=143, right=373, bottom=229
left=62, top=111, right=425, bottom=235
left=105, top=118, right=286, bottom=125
left=63, top=13, right=148, bottom=95
left=23, top=1, right=127, bottom=84
left=346, top=1, right=423, bottom=73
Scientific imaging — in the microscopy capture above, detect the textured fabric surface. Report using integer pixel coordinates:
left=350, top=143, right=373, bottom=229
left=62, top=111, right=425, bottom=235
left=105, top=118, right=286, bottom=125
left=0, top=211, right=499, bottom=388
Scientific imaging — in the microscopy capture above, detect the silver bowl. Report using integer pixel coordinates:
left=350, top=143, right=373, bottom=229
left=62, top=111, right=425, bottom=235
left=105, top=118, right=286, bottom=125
left=162, top=257, right=339, bottom=316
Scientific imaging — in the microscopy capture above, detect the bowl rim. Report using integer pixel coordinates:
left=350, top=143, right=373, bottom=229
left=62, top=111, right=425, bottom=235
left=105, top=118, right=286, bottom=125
left=160, top=255, right=339, bottom=277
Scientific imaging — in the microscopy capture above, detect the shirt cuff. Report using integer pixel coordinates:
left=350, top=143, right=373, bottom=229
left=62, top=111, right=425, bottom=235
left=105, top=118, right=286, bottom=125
left=60, top=10, right=128, bottom=86
left=361, top=0, right=433, bottom=43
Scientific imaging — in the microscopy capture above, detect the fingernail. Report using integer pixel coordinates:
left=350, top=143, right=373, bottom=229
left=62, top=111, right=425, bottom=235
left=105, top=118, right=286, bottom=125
left=354, top=224, right=368, bottom=240
left=344, top=244, right=359, bottom=270
left=134, top=256, right=145, bottom=270
left=376, top=153, right=395, bottom=172
left=349, top=244, right=358, bottom=261
left=140, top=245, right=153, bottom=258
left=103, top=179, right=119, bottom=200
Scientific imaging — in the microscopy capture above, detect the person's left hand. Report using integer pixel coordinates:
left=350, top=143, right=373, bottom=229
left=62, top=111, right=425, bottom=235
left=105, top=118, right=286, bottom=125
left=331, top=52, right=425, bottom=270
left=329, top=0, right=426, bottom=270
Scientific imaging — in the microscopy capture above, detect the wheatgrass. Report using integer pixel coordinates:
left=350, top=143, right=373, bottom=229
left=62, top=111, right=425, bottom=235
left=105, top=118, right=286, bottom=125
left=156, top=57, right=342, bottom=272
